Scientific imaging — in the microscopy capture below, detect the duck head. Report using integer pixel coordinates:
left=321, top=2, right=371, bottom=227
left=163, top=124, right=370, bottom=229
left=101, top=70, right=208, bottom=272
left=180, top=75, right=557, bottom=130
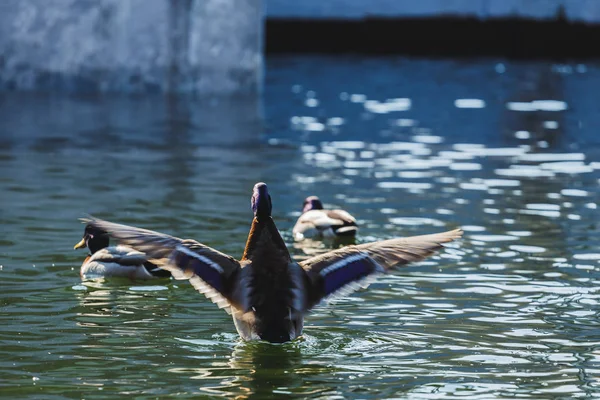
left=302, top=196, right=324, bottom=213
left=251, top=182, right=272, bottom=218
left=74, top=223, right=110, bottom=254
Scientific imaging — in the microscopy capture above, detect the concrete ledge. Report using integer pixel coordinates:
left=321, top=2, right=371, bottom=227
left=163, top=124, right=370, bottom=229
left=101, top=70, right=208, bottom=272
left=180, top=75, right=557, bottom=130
left=266, top=0, right=600, bottom=24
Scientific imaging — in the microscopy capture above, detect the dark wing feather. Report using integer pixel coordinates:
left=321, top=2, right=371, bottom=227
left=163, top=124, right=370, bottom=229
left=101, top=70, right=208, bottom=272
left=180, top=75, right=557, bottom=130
left=165, top=243, right=243, bottom=312
left=143, top=261, right=172, bottom=278
left=82, top=217, right=242, bottom=312
left=300, top=228, right=463, bottom=309
left=81, top=217, right=182, bottom=264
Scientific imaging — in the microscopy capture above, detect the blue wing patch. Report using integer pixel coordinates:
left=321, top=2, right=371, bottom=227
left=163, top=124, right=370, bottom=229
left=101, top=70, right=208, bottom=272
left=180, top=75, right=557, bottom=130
left=319, top=253, right=383, bottom=297
left=170, top=246, right=225, bottom=293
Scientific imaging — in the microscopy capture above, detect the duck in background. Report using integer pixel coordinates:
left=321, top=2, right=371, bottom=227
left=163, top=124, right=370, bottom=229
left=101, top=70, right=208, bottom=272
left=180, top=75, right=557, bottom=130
left=74, top=223, right=171, bottom=280
left=292, top=196, right=358, bottom=241
left=83, top=182, right=463, bottom=343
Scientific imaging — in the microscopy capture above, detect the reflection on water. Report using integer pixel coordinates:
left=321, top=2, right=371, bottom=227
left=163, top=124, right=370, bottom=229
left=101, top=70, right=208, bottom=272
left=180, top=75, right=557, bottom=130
left=1, top=57, right=600, bottom=398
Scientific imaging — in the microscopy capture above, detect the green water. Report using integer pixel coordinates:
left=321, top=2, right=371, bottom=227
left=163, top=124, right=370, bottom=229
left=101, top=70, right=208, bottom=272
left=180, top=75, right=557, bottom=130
left=1, top=57, right=600, bottom=399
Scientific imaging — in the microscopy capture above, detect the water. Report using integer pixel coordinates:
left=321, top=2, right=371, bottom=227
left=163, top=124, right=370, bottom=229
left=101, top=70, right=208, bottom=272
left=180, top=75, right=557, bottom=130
left=1, top=57, right=600, bottom=399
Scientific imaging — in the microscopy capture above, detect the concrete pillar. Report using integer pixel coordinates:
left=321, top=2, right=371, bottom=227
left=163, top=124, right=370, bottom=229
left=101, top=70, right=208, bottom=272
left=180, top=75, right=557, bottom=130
left=0, top=0, right=263, bottom=94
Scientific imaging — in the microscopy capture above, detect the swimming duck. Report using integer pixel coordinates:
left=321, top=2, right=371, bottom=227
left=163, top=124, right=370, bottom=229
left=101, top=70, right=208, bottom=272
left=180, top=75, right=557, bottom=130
left=74, top=223, right=171, bottom=280
left=292, top=196, right=358, bottom=241
left=84, top=182, right=462, bottom=343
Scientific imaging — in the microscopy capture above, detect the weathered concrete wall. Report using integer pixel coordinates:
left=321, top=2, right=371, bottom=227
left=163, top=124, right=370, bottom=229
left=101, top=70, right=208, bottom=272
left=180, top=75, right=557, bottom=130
left=0, top=0, right=263, bottom=94
left=0, top=0, right=596, bottom=93
left=266, top=0, right=600, bottom=24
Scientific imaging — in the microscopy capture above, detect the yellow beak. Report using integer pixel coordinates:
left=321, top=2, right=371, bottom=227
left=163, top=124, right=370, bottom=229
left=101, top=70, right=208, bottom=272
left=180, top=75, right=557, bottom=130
left=74, top=238, right=87, bottom=250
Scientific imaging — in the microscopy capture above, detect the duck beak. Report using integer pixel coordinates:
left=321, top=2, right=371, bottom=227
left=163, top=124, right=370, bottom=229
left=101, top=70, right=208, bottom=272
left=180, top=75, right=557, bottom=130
left=73, top=238, right=86, bottom=250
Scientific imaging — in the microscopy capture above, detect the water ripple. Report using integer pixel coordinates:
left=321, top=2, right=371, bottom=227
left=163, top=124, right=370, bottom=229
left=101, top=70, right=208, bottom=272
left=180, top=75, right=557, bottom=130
left=3, top=58, right=600, bottom=399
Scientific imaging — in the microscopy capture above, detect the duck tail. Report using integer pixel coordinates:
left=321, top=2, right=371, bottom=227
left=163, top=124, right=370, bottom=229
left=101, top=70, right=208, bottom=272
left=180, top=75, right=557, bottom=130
left=334, top=225, right=359, bottom=237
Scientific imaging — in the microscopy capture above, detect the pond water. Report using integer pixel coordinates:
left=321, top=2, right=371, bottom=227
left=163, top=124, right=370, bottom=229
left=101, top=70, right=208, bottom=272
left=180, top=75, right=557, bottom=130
left=1, top=56, right=600, bottom=399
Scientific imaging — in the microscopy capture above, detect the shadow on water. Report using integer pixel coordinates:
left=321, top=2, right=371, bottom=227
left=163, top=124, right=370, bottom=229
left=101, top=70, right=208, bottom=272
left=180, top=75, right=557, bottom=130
left=495, top=64, right=570, bottom=265
left=0, top=91, right=274, bottom=256
left=502, top=64, right=566, bottom=149
left=159, top=95, right=198, bottom=210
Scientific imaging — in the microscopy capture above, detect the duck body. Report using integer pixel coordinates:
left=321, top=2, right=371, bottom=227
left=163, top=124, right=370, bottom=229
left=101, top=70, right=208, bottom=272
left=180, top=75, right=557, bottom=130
left=80, top=245, right=167, bottom=280
left=293, top=196, right=358, bottom=241
left=74, top=224, right=170, bottom=280
left=233, top=204, right=308, bottom=342
left=84, top=182, right=462, bottom=343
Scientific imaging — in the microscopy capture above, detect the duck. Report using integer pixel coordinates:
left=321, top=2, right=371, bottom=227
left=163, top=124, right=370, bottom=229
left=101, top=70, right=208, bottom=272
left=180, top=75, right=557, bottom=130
left=74, top=223, right=171, bottom=280
left=83, top=182, right=462, bottom=343
left=292, top=195, right=358, bottom=241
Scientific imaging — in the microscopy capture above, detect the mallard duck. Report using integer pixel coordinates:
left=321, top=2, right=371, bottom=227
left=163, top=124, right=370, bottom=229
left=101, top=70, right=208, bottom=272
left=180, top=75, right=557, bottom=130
left=292, top=196, right=358, bottom=241
left=74, top=223, right=171, bottom=280
left=84, top=182, right=462, bottom=343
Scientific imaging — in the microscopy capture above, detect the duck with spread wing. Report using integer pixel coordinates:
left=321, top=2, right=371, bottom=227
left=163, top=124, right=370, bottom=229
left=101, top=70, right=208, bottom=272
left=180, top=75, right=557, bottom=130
left=83, top=182, right=462, bottom=343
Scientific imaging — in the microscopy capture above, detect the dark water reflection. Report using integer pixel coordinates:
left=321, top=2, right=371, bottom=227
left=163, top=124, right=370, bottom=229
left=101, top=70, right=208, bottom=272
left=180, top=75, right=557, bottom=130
left=2, top=57, right=600, bottom=399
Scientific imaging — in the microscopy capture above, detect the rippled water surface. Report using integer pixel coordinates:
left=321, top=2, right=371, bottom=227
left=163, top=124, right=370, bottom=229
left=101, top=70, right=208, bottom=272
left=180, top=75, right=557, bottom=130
left=2, top=57, right=600, bottom=399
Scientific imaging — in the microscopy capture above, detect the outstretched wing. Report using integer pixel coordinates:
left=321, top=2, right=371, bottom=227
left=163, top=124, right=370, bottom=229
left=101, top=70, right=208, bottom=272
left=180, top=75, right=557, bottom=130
left=300, top=228, right=463, bottom=309
left=82, top=217, right=242, bottom=313
left=81, top=217, right=182, bottom=264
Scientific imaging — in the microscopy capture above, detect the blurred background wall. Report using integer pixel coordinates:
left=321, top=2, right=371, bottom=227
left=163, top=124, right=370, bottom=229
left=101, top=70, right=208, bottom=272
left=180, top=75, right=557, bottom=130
left=267, top=0, right=600, bottom=22
left=0, top=0, right=262, bottom=94
left=0, top=0, right=598, bottom=94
